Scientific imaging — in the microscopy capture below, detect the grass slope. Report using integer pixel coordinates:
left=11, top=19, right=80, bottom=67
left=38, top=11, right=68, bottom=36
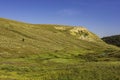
left=0, top=18, right=120, bottom=80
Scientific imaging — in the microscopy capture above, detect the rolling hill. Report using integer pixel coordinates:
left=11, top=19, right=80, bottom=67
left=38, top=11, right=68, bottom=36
left=0, top=18, right=119, bottom=60
left=0, top=18, right=120, bottom=80
left=102, top=35, right=120, bottom=47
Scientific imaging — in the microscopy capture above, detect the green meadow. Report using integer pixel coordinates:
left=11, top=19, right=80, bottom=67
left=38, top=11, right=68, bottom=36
left=0, top=18, right=120, bottom=80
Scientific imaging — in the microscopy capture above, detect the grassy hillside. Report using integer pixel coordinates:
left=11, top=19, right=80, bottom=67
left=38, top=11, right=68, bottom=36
left=0, top=18, right=119, bottom=61
left=102, top=35, right=120, bottom=47
left=0, top=18, right=120, bottom=80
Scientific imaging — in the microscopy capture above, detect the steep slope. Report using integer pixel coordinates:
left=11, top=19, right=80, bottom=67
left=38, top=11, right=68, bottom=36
left=102, top=35, right=120, bottom=47
left=0, top=18, right=120, bottom=62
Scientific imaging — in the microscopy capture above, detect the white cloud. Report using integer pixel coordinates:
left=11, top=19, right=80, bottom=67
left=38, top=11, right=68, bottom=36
left=57, top=9, right=81, bottom=16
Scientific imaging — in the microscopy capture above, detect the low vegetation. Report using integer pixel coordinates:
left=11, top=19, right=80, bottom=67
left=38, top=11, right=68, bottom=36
left=102, top=35, right=120, bottom=47
left=0, top=61, right=120, bottom=80
left=0, top=18, right=120, bottom=80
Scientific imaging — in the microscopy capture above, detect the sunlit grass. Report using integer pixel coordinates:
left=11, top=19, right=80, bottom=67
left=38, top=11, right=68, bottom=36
left=0, top=18, right=120, bottom=80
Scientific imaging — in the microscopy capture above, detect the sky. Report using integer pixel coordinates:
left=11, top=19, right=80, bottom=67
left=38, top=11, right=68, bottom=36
left=0, top=0, right=120, bottom=37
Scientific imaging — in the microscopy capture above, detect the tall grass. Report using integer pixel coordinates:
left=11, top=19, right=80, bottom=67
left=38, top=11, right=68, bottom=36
left=0, top=62, right=120, bottom=80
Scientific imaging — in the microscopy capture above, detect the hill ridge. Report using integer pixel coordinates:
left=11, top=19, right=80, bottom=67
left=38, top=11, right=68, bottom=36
left=0, top=18, right=120, bottom=62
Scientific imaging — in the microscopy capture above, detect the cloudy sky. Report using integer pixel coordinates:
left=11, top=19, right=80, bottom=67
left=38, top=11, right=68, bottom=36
left=0, top=0, right=120, bottom=37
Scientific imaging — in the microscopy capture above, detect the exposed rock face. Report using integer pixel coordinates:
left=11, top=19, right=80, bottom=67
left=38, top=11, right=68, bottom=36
left=54, top=26, right=103, bottom=42
left=70, top=27, right=88, bottom=35
left=70, top=27, right=92, bottom=41
left=69, top=27, right=88, bottom=35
